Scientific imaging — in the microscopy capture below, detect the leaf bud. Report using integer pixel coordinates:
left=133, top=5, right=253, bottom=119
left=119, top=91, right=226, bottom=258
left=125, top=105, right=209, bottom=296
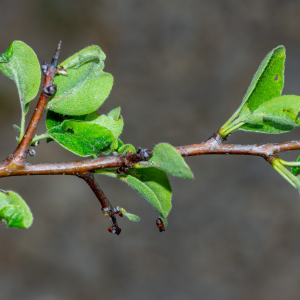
left=156, top=218, right=165, bottom=232
left=108, top=225, right=121, bottom=235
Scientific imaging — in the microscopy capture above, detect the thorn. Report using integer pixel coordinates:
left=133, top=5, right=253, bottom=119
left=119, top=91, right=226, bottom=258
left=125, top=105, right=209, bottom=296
left=41, top=61, right=48, bottom=75
left=108, top=225, right=121, bottom=235
left=43, top=84, right=57, bottom=96
left=51, top=40, right=62, bottom=67
left=156, top=218, right=165, bottom=232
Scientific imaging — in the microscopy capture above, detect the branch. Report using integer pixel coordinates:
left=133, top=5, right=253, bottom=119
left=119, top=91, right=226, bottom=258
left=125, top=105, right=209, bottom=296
left=0, top=133, right=299, bottom=177
left=10, top=41, right=62, bottom=166
left=78, top=172, right=121, bottom=235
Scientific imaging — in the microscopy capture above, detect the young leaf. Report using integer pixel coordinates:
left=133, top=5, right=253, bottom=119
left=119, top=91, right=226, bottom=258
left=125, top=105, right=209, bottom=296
left=240, top=45, right=285, bottom=112
left=117, top=206, right=140, bottom=222
left=0, top=41, right=41, bottom=111
left=240, top=95, right=300, bottom=134
left=47, top=45, right=113, bottom=115
left=107, top=107, right=121, bottom=120
left=47, top=120, right=115, bottom=157
left=135, top=143, right=194, bottom=180
left=219, top=46, right=285, bottom=137
left=291, top=156, right=300, bottom=177
left=85, top=110, right=123, bottom=138
left=0, top=190, right=33, bottom=229
left=95, top=168, right=172, bottom=226
left=117, top=144, right=136, bottom=155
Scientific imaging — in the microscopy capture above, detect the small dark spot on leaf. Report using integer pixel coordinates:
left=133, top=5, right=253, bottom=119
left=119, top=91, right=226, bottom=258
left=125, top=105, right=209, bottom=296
left=283, top=109, right=291, bottom=113
left=65, top=126, right=74, bottom=134
left=274, top=74, right=279, bottom=81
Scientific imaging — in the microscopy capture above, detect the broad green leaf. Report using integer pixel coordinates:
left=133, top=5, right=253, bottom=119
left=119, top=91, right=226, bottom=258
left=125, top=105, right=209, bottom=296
left=240, top=45, right=285, bottom=112
left=47, top=45, right=113, bottom=115
left=95, top=168, right=172, bottom=226
left=291, top=156, right=300, bottom=177
left=238, top=104, right=264, bottom=125
left=118, top=144, right=136, bottom=155
left=85, top=110, right=123, bottom=138
left=0, top=41, right=41, bottom=111
left=46, top=108, right=123, bottom=139
left=0, top=190, right=33, bottom=229
left=219, top=46, right=285, bottom=137
left=47, top=120, right=115, bottom=157
left=240, top=95, right=300, bottom=134
left=46, top=110, right=84, bottom=130
left=135, top=143, right=194, bottom=180
left=117, top=206, right=140, bottom=222
left=63, top=45, right=105, bottom=70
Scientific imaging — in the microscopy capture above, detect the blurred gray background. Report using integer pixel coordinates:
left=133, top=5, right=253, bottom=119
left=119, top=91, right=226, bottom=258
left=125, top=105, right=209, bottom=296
left=1, top=0, right=300, bottom=299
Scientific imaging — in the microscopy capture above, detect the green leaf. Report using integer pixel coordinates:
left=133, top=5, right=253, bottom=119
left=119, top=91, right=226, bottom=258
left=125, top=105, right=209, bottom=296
left=291, top=156, right=300, bottom=176
left=84, top=110, right=123, bottom=138
left=107, top=107, right=121, bottom=120
left=13, top=124, right=21, bottom=134
left=0, top=41, right=41, bottom=111
left=135, top=143, right=194, bottom=180
left=47, top=120, right=115, bottom=157
left=46, top=108, right=123, bottom=139
left=240, top=45, right=285, bottom=112
left=0, top=190, right=33, bottom=229
left=240, top=95, right=300, bottom=134
left=95, top=168, right=172, bottom=226
left=117, top=206, right=140, bottom=222
left=47, top=45, right=113, bottom=115
left=118, top=144, right=136, bottom=155
left=219, top=46, right=285, bottom=137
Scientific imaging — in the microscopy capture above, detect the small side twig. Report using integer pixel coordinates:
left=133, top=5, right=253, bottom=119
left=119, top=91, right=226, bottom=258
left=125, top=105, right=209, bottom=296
left=10, top=41, right=61, bottom=166
left=78, top=172, right=121, bottom=235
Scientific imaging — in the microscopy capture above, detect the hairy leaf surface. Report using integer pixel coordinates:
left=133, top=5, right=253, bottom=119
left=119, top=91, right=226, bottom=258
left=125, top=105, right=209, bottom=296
left=240, top=45, right=285, bottom=112
left=240, top=95, right=300, bottom=134
left=136, top=143, right=194, bottom=180
left=95, top=168, right=172, bottom=226
left=0, top=190, right=33, bottom=229
left=47, top=45, right=113, bottom=115
left=47, top=120, right=115, bottom=157
left=0, top=41, right=41, bottom=111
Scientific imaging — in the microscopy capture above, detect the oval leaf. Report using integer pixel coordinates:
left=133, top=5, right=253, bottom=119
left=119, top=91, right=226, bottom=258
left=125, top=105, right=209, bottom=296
left=47, top=45, right=113, bottom=115
left=0, top=41, right=41, bottom=110
left=117, top=206, right=140, bottom=222
left=136, top=143, right=194, bottom=180
left=47, top=120, right=115, bottom=157
left=0, top=190, right=33, bottom=229
left=240, top=95, right=300, bottom=134
left=95, top=168, right=172, bottom=226
left=241, top=45, right=285, bottom=112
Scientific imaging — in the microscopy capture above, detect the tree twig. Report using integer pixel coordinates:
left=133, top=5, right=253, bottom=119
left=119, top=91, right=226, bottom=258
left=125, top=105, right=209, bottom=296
left=0, top=133, right=299, bottom=177
left=9, top=41, right=61, bottom=166
left=78, top=172, right=121, bottom=235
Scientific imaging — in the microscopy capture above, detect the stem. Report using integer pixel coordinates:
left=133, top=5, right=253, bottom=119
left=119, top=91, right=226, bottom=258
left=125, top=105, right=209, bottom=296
left=11, top=41, right=61, bottom=166
left=31, top=133, right=51, bottom=144
left=19, top=111, right=26, bottom=143
left=272, top=158, right=300, bottom=189
left=279, top=159, right=300, bottom=167
left=221, top=121, right=245, bottom=137
left=78, top=172, right=120, bottom=233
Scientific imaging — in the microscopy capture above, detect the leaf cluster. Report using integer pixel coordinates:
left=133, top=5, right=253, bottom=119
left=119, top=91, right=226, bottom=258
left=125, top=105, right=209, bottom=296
left=0, top=41, right=194, bottom=229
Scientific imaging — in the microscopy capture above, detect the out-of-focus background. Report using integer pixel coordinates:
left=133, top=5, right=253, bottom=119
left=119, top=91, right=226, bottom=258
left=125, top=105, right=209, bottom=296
left=1, top=1, right=300, bottom=299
